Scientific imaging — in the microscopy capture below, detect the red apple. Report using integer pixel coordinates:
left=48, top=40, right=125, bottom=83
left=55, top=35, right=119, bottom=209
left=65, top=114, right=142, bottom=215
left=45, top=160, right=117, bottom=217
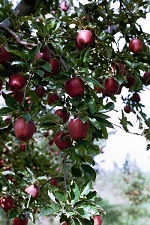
left=34, top=50, right=43, bottom=60
left=5, top=116, right=12, bottom=125
left=14, top=117, right=36, bottom=141
left=60, top=1, right=69, bottom=11
left=48, top=139, right=53, bottom=145
left=54, top=131, right=72, bottom=150
left=93, top=215, right=103, bottom=225
left=129, top=38, right=143, bottom=54
left=111, top=62, right=127, bottom=76
left=77, top=30, right=93, bottom=49
left=9, top=74, right=26, bottom=92
left=12, top=214, right=28, bottom=225
left=25, top=184, right=39, bottom=198
left=48, top=93, right=60, bottom=105
left=42, top=45, right=51, bottom=61
left=35, top=86, right=46, bottom=98
left=50, top=178, right=58, bottom=187
left=0, top=45, right=11, bottom=64
left=143, top=71, right=150, bottom=85
left=68, top=118, right=89, bottom=140
left=61, top=222, right=67, bottom=225
left=54, top=108, right=69, bottom=123
left=124, top=76, right=136, bottom=88
left=46, top=58, right=60, bottom=76
left=3, top=146, right=9, bottom=154
left=0, top=159, right=5, bottom=168
left=130, top=92, right=141, bottom=103
left=124, top=105, right=132, bottom=113
left=0, top=196, right=14, bottom=212
left=104, top=77, right=120, bottom=95
left=12, top=91, right=24, bottom=104
left=20, top=143, right=26, bottom=151
left=64, top=77, right=84, bottom=98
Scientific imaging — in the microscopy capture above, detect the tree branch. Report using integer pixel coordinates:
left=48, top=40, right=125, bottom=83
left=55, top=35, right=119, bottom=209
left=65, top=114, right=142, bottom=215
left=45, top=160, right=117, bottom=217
left=0, top=23, right=38, bottom=49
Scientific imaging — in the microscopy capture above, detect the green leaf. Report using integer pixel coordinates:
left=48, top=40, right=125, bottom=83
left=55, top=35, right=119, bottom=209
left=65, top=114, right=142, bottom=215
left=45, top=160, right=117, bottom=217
left=54, top=191, right=67, bottom=202
left=10, top=49, right=27, bottom=60
left=35, top=69, right=45, bottom=76
left=69, top=181, right=80, bottom=203
left=105, top=44, right=112, bottom=59
left=81, top=164, right=96, bottom=180
left=40, top=61, right=52, bottom=72
left=88, top=98, right=97, bottom=114
left=40, top=204, right=60, bottom=217
left=2, top=92, right=18, bottom=109
left=71, top=166, right=82, bottom=177
left=80, top=180, right=93, bottom=196
left=0, top=107, right=14, bottom=116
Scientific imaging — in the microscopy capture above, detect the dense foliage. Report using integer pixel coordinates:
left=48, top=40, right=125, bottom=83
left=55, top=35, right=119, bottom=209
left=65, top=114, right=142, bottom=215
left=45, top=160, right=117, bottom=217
left=0, top=0, right=150, bottom=224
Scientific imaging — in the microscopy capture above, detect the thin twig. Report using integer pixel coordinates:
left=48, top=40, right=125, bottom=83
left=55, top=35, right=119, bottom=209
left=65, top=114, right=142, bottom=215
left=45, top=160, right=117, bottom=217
left=112, top=122, right=143, bottom=136
left=0, top=23, right=38, bottom=49
left=63, top=154, right=68, bottom=193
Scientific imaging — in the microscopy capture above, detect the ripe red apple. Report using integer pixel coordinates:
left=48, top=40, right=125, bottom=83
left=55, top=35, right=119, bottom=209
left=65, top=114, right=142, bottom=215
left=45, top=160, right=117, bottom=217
left=48, top=139, right=53, bottom=145
left=48, top=93, right=60, bottom=105
left=111, top=62, right=127, bottom=76
left=143, top=71, right=150, bottom=85
left=50, top=178, right=58, bottom=187
left=42, top=45, right=51, bottom=61
left=104, top=77, right=120, bottom=95
left=130, top=92, right=141, bottom=103
left=129, top=38, right=143, bottom=54
left=124, top=105, right=132, bottom=113
left=61, top=222, right=67, bottom=225
left=54, top=131, right=72, bottom=150
left=60, top=1, right=69, bottom=11
left=0, top=159, right=5, bottom=168
left=20, top=143, right=26, bottom=151
left=12, top=214, right=28, bottom=225
left=9, top=74, right=26, bottom=92
left=12, top=91, right=24, bottom=104
left=68, top=118, right=89, bottom=140
left=46, top=58, right=60, bottom=76
left=124, top=76, right=136, bottom=88
left=93, top=215, right=103, bottom=225
left=34, top=50, right=43, bottom=60
left=0, top=196, right=14, bottom=212
left=3, top=146, right=9, bottom=154
left=14, top=117, right=36, bottom=141
left=64, top=77, right=84, bottom=98
left=0, top=45, right=11, bottom=64
left=25, top=184, right=39, bottom=198
left=54, top=108, right=69, bottom=123
left=77, top=30, right=93, bottom=49
left=35, top=86, right=46, bottom=98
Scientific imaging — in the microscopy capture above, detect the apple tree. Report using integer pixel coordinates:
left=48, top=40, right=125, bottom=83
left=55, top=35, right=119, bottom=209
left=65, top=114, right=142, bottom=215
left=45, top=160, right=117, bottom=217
left=0, top=0, right=150, bottom=224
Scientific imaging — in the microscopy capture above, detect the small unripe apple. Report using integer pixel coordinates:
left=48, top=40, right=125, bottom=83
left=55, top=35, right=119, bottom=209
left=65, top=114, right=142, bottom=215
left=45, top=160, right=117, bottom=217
left=50, top=178, right=58, bottom=187
left=143, top=71, right=150, bottom=85
left=129, top=38, right=143, bottom=54
left=48, top=93, right=60, bottom=105
left=54, top=131, right=72, bottom=150
left=12, top=91, right=24, bottom=104
left=0, top=196, right=14, bottom=212
left=64, top=77, right=84, bottom=98
left=124, top=76, right=136, bottom=88
left=68, top=118, right=89, bottom=140
left=14, top=117, right=36, bottom=141
left=130, top=92, right=141, bottom=103
left=9, top=74, right=26, bottom=92
left=77, top=30, right=93, bottom=49
left=35, top=86, right=46, bottom=98
left=124, top=105, right=132, bottom=113
left=60, top=1, right=69, bottom=11
left=104, top=77, right=120, bottom=95
left=93, top=215, right=103, bottom=225
left=12, top=214, right=28, bottom=225
left=54, top=108, right=69, bottom=123
left=25, top=184, right=39, bottom=198
left=0, top=45, right=11, bottom=64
